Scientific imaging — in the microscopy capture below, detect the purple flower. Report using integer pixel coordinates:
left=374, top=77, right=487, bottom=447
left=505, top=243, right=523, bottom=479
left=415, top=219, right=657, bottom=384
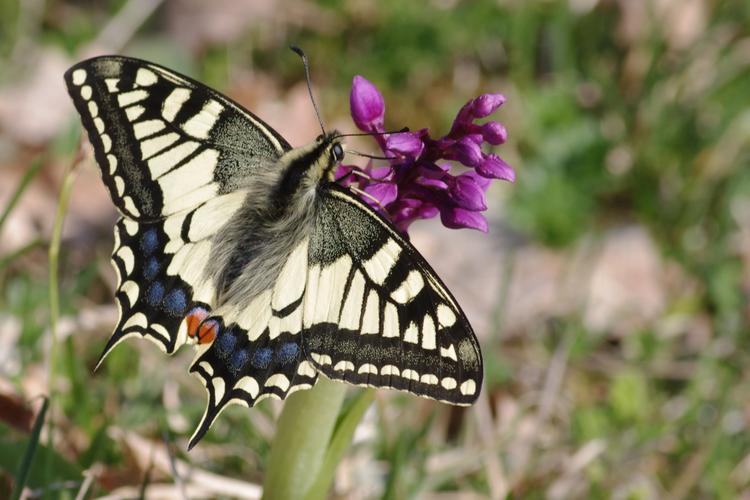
left=340, top=76, right=514, bottom=233
left=450, top=137, right=484, bottom=167
left=478, top=154, right=515, bottom=182
left=350, top=76, right=385, bottom=133
left=481, top=121, right=507, bottom=145
left=385, top=132, right=424, bottom=158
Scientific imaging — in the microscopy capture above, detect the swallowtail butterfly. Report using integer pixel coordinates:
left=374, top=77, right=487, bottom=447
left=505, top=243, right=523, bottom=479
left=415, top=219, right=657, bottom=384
left=65, top=56, right=482, bottom=448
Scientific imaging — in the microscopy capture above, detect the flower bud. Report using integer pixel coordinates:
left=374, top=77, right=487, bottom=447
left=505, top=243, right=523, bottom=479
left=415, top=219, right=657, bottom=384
left=440, top=207, right=489, bottom=232
left=448, top=174, right=487, bottom=211
left=452, top=137, right=483, bottom=167
left=477, top=154, right=515, bottom=182
left=481, top=121, right=507, bottom=145
left=350, top=76, right=385, bottom=132
left=471, top=93, right=505, bottom=118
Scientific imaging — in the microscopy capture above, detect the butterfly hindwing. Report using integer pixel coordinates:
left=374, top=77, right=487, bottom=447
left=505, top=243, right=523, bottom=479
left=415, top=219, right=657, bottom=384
left=105, top=216, right=190, bottom=356
left=104, top=190, right=248, bottom=358
left=302, top=185, right=482, bottom=404
left=186, top=238, right=318, bottom=448
left=64, top=56, right=290, bottom=220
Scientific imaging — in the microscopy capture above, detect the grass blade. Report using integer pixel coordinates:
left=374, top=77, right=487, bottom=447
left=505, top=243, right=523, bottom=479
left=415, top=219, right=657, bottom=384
left=0, top=156, right=45, bottom=235
left=0, top=237, right=44, bottom=270
left=10, top=397, right=49, bottom=500
left=45, top=144, right=83, bottom=487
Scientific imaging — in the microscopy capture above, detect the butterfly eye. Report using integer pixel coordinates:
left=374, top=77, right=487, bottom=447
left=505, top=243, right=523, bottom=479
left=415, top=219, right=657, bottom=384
left=332, top=143, right=344, bottom=163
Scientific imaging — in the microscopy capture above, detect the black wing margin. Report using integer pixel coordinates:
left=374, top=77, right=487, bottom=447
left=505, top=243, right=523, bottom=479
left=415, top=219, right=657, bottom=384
left=302, top=184, right=482, bottom=405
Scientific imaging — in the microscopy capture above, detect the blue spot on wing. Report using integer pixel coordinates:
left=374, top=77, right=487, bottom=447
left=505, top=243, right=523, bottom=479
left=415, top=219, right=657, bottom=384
left=140, top=229, right=159, bottom=255
left=215, top=330, right=235, bottom=358
left=164, top=288, right=187, bottom=316
left=143, top=257, right=160, bottom=281
left=229, top=349, right=250, bottom=374
left=276, top=342, right=299, bottom=364
left=146, top=282, right=164, bottom=306
left=252, top=348, right=273, bottom=369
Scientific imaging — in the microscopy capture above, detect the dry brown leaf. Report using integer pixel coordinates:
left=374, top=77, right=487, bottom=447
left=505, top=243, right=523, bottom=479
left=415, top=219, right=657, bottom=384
left=110, top=428, right=262, bottom=499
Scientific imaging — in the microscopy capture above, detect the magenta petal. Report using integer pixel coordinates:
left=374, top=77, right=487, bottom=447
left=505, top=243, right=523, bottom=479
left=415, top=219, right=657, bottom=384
left=441, top=207, right=488, bottom=232
left=334, top=164, right=358, bottom=187
left=416, top=176, right=449, bottom=190
left=464, top=133, right=484, bottom=145
left=471, top=93, right=506, bottom=118
left=389, top=203, right=419, bottom=227
left=477, top=154, right=515, bottom=182
left=390, top=199, right=439, bottom=231
left=350, top=76, right=385, bottom=132
left=370, top=165, right=394, bottom=181
left=452, top=137, right=483, bottom=167
left=418, top=204, right=440, bottom=219
left=481, top=121, right=507, bottom=145
left=385, top=132, right=424, bottom=158
left=334, top=164, right=352, bottom=178
left=462, top=170, right=491, bottom=190
left=417, top=162, right=451, bottom=176
left=364, top=182, right=398, bottom=206
left=448, top=175, right=487, bottom=211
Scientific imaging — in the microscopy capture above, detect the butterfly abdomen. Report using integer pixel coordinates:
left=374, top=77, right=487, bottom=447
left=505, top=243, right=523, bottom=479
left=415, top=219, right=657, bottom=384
left=206, top=181, right=317, bottom=309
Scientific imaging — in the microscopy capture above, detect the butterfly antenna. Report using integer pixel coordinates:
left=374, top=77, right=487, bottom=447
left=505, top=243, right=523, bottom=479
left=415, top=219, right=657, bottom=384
left=290, top=45, right=326, bottom=136
left=335, top=127, right=410, bottom=139
left=347, top=150, right=395, bottom=161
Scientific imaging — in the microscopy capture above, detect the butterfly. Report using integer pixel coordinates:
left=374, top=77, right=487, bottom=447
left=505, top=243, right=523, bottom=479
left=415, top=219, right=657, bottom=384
left=64, top=55, right=482, bottom=449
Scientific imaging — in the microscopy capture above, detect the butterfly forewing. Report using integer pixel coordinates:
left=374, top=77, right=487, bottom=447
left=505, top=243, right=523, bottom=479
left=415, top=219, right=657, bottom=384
left=65, top=56, right=291, bottom=358
left=302, top=185, right=482, bottom=404
left=103, top=191, right=247, bottom=358
left=64, top=56, right=290, bottom=219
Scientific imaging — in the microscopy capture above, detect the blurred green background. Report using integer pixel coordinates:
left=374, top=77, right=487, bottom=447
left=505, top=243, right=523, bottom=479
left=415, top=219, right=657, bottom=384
left=1, top=0, right=749, bottom=498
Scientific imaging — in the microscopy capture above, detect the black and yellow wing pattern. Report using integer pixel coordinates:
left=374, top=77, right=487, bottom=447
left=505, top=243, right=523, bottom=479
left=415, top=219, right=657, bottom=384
left=65, top=56, right=291, bottom=358
left=65, top=56, right=482, bottom=449
left=303, top=185, right=481, bottom=405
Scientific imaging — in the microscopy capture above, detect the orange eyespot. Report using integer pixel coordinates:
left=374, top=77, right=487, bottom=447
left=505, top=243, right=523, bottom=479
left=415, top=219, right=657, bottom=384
left=186, top=306, right=209, bottom=339
left=197, top=319, right=219, bottom=345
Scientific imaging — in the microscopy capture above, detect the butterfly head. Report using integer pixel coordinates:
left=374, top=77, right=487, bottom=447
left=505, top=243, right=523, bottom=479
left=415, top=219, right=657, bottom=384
left=274, top=131, right=345, bottom=206
left=308, top=130, right=346, bottom=183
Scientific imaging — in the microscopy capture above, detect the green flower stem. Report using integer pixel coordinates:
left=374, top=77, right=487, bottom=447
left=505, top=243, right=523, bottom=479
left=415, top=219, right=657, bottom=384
left=305, top=387, right=375, bottom=499
left=46, top=146, right=82, bottom=481
left=262, top=378, right=348, bottom=500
